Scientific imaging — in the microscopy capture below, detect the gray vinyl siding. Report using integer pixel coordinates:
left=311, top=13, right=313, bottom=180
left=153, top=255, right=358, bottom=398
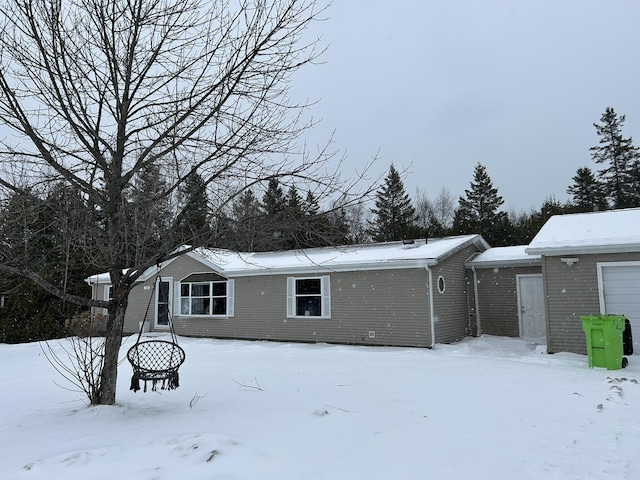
left=432, top=246, right=478, bottom=344
left=174, top=268, right=432, bottom=347
left=118, top=240, right=487, bottom=347
left=122, top=255, right=214, bottom=334
left=544, top=252, right=640, bottom=354
left=473, top=266, right=541, bottom=337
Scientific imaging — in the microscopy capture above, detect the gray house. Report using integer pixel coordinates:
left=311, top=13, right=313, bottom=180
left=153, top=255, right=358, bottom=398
left=465, top=246, right=543, bottom=342
left=87, top=235, right=489, bottom=348
left=526, top=207, right=640, bottom=354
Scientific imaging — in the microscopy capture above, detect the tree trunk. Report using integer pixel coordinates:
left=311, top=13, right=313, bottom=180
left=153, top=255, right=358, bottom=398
left=96, top=293, right=128, bottom=405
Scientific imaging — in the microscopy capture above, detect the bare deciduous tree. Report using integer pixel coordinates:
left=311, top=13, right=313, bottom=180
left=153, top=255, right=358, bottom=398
left=0, top=0, right=372, bottom=405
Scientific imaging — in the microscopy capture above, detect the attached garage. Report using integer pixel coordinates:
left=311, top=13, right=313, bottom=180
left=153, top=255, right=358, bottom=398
left=526, top=208, right=640, bottom=355
left=598, top=262, right=640, bottom=335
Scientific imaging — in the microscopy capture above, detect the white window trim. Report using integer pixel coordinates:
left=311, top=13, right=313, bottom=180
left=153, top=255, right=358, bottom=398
left=175, top=278, right=235, bottom=318
left=102, top=284, right=112, bottom=316
left=437, top=275, right=446, bottom=294
left=286, top=276, right=331, bottom=319
left=154, top=277, right=173, bottom=329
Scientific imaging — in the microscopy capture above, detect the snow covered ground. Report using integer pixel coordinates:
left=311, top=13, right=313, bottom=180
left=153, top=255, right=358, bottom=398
left=1, top=334, right=639, bottom=480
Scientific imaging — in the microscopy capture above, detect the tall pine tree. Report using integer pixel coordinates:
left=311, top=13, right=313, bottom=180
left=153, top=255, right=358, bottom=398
left=227, top=189, right=262, bottom=251
left=130, top=163, right=171, bottom=260
left=369, top=164, right=419, bottom=242
left=567, top=166, right=608, bottom=212
left=590, top=107, right=640, bottom=209
left=451, top=163, right=511, bottom=246
left=259, top=179, right=287, bottom=250
left=176, top=172, right=211, bottom=244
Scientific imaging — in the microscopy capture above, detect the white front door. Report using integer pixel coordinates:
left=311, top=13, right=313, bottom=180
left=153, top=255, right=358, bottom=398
left=518, top=274, right=546, bottom=343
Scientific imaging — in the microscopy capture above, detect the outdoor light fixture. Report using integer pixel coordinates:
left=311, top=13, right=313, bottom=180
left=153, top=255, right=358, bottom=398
left=560, top=257, right=579, bottom=267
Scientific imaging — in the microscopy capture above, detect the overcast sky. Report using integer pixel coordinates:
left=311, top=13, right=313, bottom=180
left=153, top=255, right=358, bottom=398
left=293, top=0, right=640, bottom=212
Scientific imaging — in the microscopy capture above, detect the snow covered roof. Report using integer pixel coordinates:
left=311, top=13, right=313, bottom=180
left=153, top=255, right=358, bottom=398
left=85, top=235, right=489, bottom=283
left=193, top=235, right=489, bottom=276
left=465, top=245, right=541, bottom=268
left=526, top=208, right=640, bottom=255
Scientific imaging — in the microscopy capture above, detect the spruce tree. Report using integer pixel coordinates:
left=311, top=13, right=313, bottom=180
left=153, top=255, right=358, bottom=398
left=130, top=163, right=171, bottom=259
left=0, top=186, right=87, bottom=342
left=228, top=189, right=262, bottom=251
left=369, top=164, right=419, bottom=242
left=262, top=178, right=286, bottom=216
left=260, top=179, right=287, bottom=250
left=590, top=107, right=640, bottom=208
left=177, top=172, right=211, bottom=244
left=299, top=190, right=337, bottom=248
left=512, top=196, right=569, bottom=245
left=567, top=166, right=608, bottom=212
left=281, top=185, right=304, bottom=248
left=451, top=163, right=511, bottom=246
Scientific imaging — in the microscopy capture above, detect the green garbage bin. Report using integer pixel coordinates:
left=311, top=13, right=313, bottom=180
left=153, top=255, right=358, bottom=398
left=581, top=315, right=625, bottom=370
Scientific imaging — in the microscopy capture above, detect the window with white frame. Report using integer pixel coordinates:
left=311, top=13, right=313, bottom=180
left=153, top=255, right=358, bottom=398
left=287, top=276, right=331, bottom=318
left=102, top=284, right=113, bottom=316
left=179, top=273, right=234, bottom=317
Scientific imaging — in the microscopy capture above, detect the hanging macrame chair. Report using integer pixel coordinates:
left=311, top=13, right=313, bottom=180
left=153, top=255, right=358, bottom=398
left=127, top=271, right=185, bottom=393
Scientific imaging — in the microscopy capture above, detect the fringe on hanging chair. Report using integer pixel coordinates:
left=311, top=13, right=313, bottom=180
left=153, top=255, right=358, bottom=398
left=129, top=370, right=180, bottom=393
left=130, top=372, right=142, bottom=393
left=164, top=371, right=180, bottom=390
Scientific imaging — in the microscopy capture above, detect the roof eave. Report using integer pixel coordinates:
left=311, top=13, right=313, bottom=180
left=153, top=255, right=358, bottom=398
left=465, top=259, right=542, bottom=269
left=525, top=243, right=640, bottom=256
left=221, top=258, right=438, bottom=277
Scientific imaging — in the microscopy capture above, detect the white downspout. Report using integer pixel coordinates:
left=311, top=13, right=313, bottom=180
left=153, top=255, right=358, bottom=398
left=471, top=265, right=481, bottom=336
left=425, top=264, right=436, bottom=348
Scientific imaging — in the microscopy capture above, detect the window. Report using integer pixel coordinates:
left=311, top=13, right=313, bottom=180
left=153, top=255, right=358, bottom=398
left=437, top=275, right=446, bottom=294
left=287, top=276, right=331, bottom=318
left=180, top=280, right=232, bottom=316
left=102, top=284, right=113, bottom=316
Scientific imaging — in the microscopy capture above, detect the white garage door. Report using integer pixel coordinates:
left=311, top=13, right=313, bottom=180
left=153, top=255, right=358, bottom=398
left=599, top=263, right=640, bottom=351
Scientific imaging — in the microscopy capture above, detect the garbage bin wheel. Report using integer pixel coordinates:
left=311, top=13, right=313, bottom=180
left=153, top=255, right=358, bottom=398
left=622, top=357, right=629, bottom=368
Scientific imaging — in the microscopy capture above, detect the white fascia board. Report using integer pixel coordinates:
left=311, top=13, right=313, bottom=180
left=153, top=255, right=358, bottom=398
left=465, top=258, right=542, bottom=269
left=185, top=250, right=228, bottom=273
left=525, top=243, right=640, bottom=256
left=220, top=259, right=438, bottom=277
left=136, top=257, right=181, bottom=282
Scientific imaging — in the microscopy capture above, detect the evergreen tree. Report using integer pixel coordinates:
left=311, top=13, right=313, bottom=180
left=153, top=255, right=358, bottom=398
left=260, top=179, right=287, bottom=250
left=130, top=163, right=171, bottom=260
left=0, top=186, right=87, bottom=342
left=177, top=172, right=211, bottom=244
left=451, top=163, right=511, bottom=246
left=280, top=185, right=304, bottom=248
left=299, top=191, right=343, bottom=248
left=567, top=166, right=608, bottom=212
left=512, top=197, right=569, bottom=245
left=590, top=107, right=640, bottom=208
left=303, top=190, right=320, bottom=217
left=261, top=178, right=286, bottom=216
left=285, top=185, right=303, bottom=214
left=228, top=189, right=262, bottom=251
left=369, top=165, right=419, bottom=242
